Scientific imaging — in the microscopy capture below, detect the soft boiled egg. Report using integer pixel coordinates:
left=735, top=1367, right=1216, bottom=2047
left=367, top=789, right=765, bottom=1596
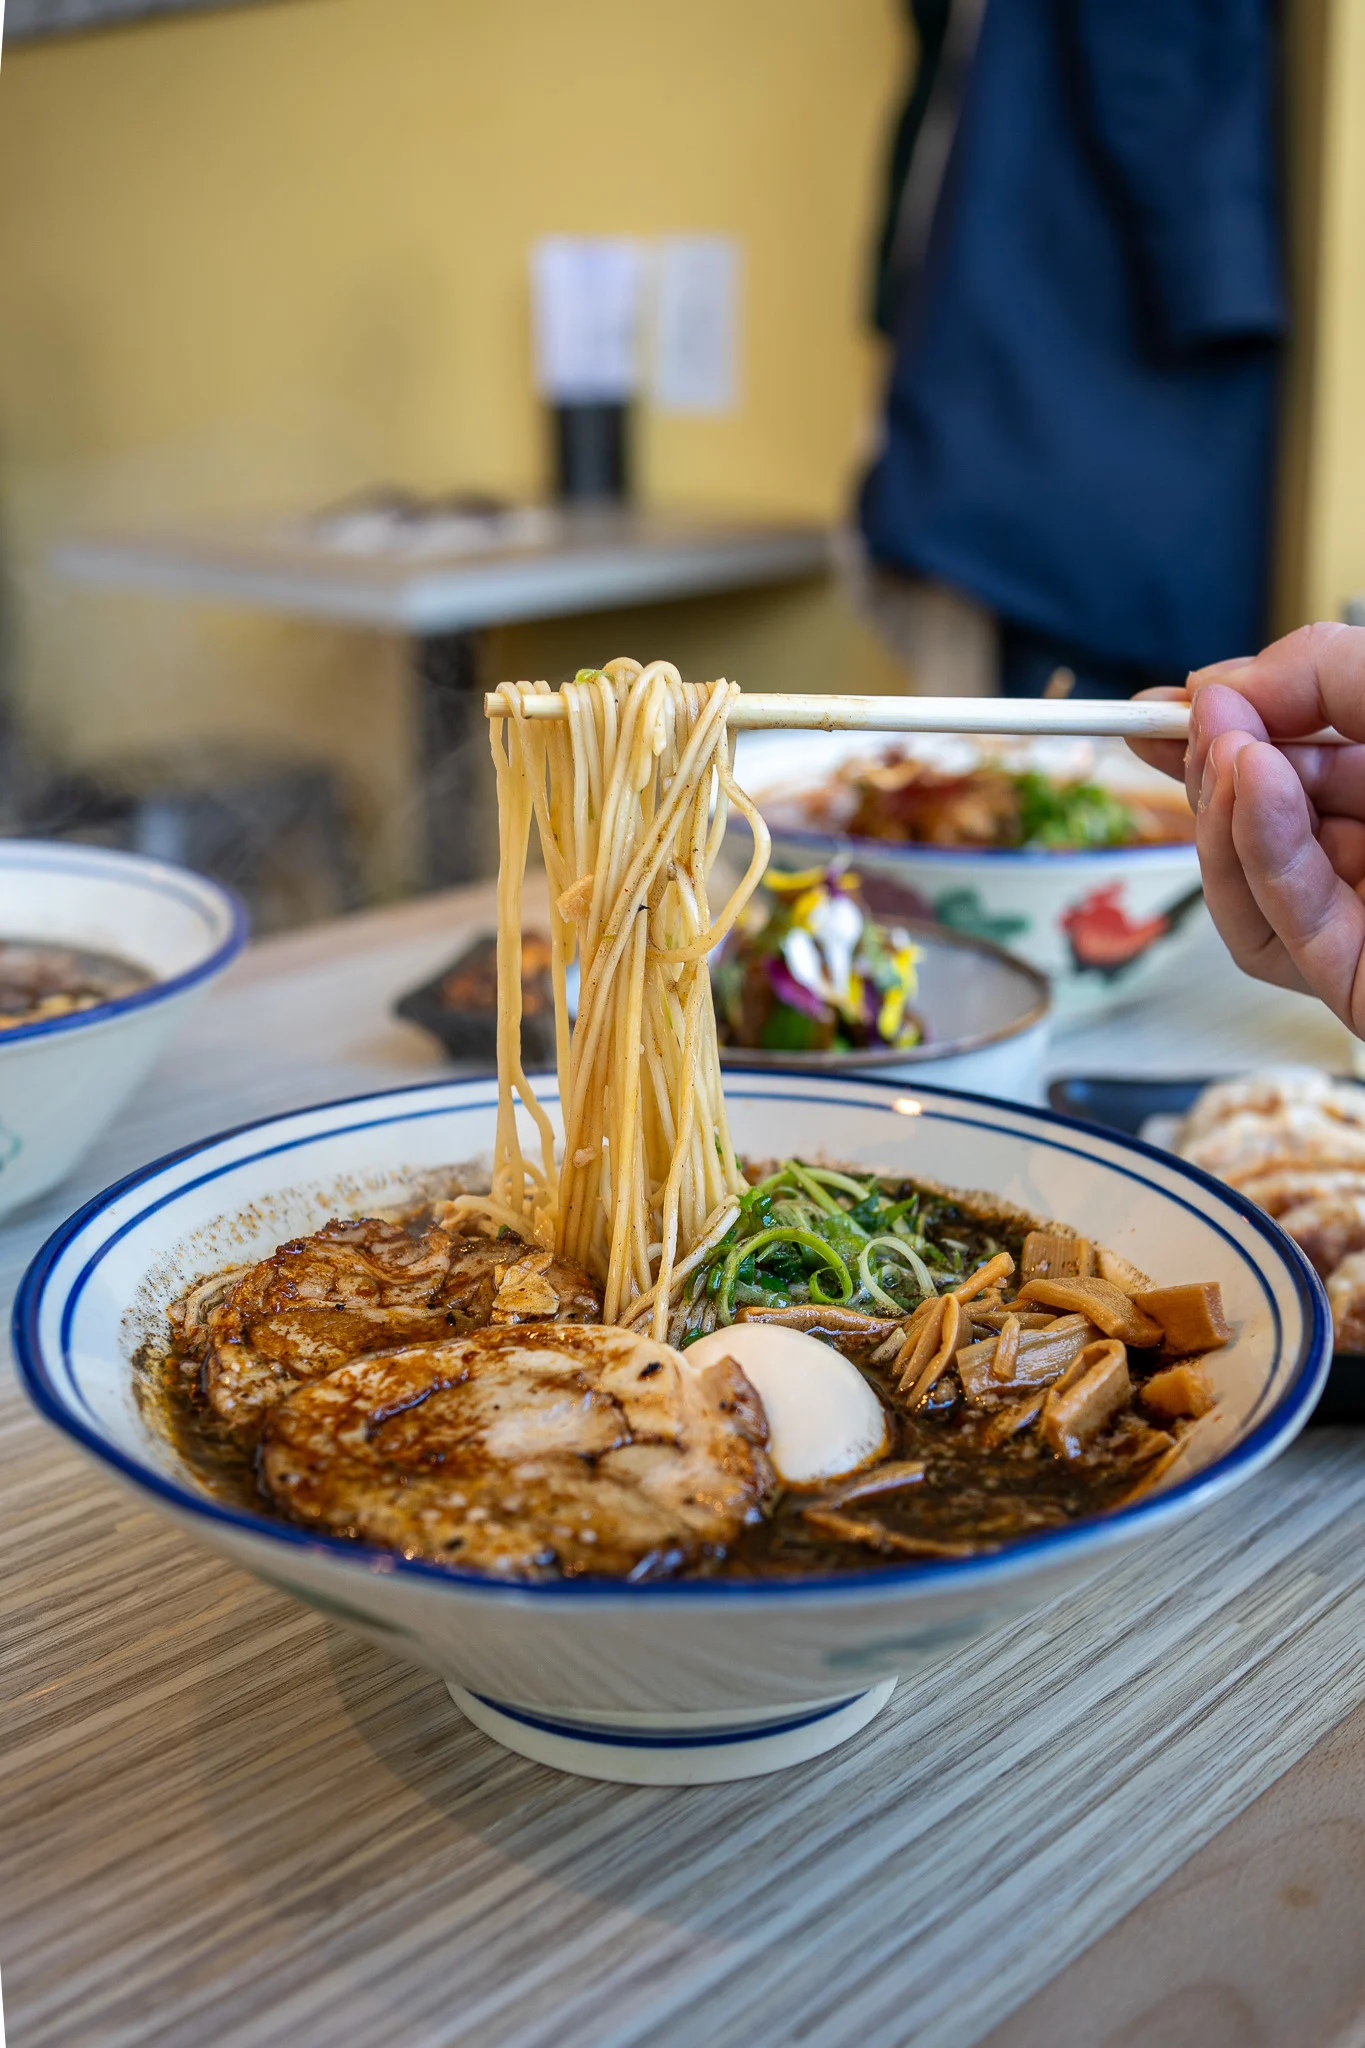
left=684, top=1322, right=889, bottom=1487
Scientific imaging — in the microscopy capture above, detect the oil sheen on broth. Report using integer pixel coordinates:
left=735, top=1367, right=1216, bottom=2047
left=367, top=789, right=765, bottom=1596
left=150, top=1169, right=1225, bottom=1580
left=0, top=941, right=151, bottom=1030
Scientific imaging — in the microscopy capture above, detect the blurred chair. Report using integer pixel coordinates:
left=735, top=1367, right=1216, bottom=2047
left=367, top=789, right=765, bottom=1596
left=24, top=746, right=363, bottom=936
left=850, top=548, right=999, bottom=697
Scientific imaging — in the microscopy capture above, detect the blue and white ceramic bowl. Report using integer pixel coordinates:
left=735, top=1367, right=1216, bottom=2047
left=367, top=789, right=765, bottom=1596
left=0, top=842, right=245, bottom=1217
left=733, top=730, right=1203, bottom=1019
left=14, top=1074, right=1328, bottom=1784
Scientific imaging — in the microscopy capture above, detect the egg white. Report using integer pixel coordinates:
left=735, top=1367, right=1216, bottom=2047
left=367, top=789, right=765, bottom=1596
left=684, top=1322, right=889, bottom=1487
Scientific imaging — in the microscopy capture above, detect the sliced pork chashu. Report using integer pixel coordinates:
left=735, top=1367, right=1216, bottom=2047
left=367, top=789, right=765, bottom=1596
left=259, top=1324, right=773, bottom=1578
left=187, top=1218, right=600, bottom=1440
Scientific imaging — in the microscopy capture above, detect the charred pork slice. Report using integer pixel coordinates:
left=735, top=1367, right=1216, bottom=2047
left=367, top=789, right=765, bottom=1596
left=197, top=1219, right=600, bottom=1440
left=259, top=1324, right=773, bottom=1579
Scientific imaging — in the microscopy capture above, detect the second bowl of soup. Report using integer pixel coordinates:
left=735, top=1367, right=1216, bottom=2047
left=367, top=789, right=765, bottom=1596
left=0, top=841, right=245, bottom=1215
left=733, top=730, right=1202, bottom=1016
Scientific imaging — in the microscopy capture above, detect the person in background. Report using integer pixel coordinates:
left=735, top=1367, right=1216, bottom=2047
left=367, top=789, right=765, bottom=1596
left=1132, top=625, right=1365, bottom=1033
left=860, top=0, right=1286, bottom=699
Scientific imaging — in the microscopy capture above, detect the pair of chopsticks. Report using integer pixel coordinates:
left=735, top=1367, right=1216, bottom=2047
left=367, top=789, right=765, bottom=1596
left=484, top=691, right=1346, bottom=745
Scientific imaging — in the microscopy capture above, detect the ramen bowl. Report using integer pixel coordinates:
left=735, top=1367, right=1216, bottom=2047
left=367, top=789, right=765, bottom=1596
left=15, top=1074, right=1327, bottom=1785
left=0, top=842, right=245, bottom=1217
left=733, top=730, right=1204, bottom=1019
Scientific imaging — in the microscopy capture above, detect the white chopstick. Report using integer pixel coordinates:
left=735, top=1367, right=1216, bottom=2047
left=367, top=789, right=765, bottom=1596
left=484, top=690, right=1346, bottom=745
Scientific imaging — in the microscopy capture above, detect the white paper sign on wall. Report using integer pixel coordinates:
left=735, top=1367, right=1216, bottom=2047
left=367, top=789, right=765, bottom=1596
left=652, top=235, right=741, bottom=415
left=530, top=238, right=646, bottom=404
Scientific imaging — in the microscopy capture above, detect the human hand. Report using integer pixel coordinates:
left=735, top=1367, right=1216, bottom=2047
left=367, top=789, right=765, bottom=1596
left=1128, top=622, right=1365, bottom=1032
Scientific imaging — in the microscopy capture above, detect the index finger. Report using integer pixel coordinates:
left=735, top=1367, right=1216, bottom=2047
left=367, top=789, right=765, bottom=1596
left=1192, top=621, right=1365, bottom=742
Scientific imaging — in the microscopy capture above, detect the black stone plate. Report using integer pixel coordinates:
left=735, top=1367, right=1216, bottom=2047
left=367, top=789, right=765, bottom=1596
left=394, top=933, right=556, bottom=1070
left=1047, top=1073, right=1365, bottom=1424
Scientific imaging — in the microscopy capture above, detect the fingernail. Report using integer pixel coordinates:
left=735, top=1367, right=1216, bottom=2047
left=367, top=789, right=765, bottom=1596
left=1189, top=657, right=1257, bottom=690
left=1199, top=751, right=1218, bottom=811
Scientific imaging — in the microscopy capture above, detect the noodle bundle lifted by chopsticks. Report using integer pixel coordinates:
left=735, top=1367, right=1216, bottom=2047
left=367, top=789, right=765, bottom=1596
left=451, top=658, right=771, bottom=1337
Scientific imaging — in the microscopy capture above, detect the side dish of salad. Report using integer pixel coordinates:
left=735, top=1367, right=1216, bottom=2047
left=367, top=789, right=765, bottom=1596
left=712, top=868, right=923, bottom=1056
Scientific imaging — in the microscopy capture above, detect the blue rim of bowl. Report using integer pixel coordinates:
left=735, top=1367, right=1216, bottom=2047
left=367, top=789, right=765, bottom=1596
left=11, top=1072, right=1331, bottom=1606
left=0, top=843, right=248, bottom=1047
left=738, top=817, right=1201, bottom=867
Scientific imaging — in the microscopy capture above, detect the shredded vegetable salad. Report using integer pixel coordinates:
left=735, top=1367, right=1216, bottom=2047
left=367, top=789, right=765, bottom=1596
left=713, top=867, right=923, bottom=1055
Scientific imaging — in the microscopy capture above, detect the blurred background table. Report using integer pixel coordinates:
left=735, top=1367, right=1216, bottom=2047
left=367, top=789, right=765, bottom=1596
left=3, top=893, right=1364, bottom=2048
left=54, top=505, right=833, bottom=893
left=55, top=504, right=833, bottom=633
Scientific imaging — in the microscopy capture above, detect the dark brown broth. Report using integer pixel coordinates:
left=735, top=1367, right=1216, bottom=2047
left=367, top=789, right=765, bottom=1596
left=717, top=1360, right=1140, bottom=1578
left=0, top=939, right=151, bottom=1029
left=151, top=1184, right=1160, bottom=1577
left=147, top=1351, right=271, bottom=1518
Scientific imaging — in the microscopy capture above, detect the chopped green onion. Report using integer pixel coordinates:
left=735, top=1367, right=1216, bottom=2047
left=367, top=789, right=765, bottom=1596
left=800, top=1166, right=876, bottom=1201
left=856, top=1241, right=905, bottom=1314
left=812, top=1208, right=871, bottom=1255
left=682, top=1163, right=990, bottom=1344
left=784, top=1162, right=844, bottom=1216
left=888, top=1219, right=951, bottom=1268
left=862, top=1231, right=938, bottom=1300
left=809, top=1262, right=853, bottom=1305
left=716, top=1226, right=853, bottom=1324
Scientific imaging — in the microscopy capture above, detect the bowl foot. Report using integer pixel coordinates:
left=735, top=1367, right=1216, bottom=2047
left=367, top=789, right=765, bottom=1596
left=446, top=1680, right=897, bottom=1784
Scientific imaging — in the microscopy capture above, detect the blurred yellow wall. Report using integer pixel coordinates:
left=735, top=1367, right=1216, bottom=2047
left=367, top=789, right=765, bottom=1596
left=1279, top=0, right=1365, bottom=629
left=0, top=0, right=907, bottom=889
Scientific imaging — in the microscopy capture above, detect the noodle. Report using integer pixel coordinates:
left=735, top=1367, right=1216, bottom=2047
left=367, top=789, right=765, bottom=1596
left=449, top=658, right=771, bottom=1337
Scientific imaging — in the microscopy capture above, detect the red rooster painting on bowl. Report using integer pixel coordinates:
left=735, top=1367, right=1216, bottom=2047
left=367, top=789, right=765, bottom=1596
left=1060, top=882, right=1204, bottom=980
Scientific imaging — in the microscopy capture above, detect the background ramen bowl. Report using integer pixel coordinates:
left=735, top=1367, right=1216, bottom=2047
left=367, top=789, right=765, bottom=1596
left=0, top=841, right=245, bottom=1217
left=719, top=919, right=1051, bottom=1104
left=16, top=1074, right=1327, bottom=1786
left=732, top=730, right=1203, bottom=1019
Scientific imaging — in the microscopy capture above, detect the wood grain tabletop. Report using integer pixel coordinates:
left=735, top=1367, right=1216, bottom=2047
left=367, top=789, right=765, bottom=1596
left=3, top=889, right=1363, bottom=2048
left=982, top=1692, right=1365, bottom=2048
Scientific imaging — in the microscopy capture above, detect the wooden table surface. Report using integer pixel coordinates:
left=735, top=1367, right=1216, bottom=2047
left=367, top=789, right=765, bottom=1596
left=4, top=889, right=1365, bottom=2048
